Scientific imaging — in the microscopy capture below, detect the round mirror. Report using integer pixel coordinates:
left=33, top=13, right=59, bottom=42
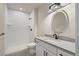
left=52, top=10, right=69, bottom=34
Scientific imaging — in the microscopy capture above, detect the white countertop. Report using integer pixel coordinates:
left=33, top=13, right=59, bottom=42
left=35, top=36, right=75, bottom=54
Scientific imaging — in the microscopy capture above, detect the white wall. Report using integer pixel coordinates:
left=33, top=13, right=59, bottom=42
left=29, top=8, right=38, bottom=42
left=5, top=9, right=30, bottom=49
left=38, top=5, right=49, bottom=36
left=76, top=4, right=79, bottom=56
left=5, top=4, right=8, bottom=51
left=38, top=4, right=75, bottom=39
left=59, top=4, right=75, bottom=39
left=0, top=3, right=6, bottom=56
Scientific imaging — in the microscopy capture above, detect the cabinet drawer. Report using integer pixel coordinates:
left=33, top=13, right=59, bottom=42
left=57, top=48, right=75, bottom=56
left=36, top=39, right=57, bottom=55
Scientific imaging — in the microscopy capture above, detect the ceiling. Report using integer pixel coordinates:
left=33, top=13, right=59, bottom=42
left=7, top=3, right=50, bottom=13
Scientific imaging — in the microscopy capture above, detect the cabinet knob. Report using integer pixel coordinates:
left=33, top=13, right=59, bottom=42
left=46, top=52, right=48, bottom=56
left=0, top=33, right=5, bottom=36
left=59, top=54, right=63, bottom=56
left=44, top=51, right=46, bottom=56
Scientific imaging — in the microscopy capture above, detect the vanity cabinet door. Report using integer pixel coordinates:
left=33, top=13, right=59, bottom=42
left=45, top=50, right=56, bottom=56
left=36, top=44, right=45, bottom=56
left=36, top=39, right=57, bottom=55
left=36, top=39, right=43, bottom=56
left=36, top=39, right=57, bottom=56
left=62, top=50, right=75, bottom=56
left=36, top=43, right=56, bottom=56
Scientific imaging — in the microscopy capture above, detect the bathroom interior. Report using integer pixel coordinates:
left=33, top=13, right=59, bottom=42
left=0, top=3, right=79, bottom=56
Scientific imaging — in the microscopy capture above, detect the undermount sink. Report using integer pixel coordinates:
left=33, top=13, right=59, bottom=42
left=36, top=36, right=62, bottom=43
left=45, top=38, right=62, bottom=42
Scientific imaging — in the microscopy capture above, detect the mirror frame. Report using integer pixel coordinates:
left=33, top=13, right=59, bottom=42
left=51, top=10, right=69, bottom=34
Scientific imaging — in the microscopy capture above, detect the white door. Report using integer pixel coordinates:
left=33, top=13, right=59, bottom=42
left=0, top=4, right=5, bottom=56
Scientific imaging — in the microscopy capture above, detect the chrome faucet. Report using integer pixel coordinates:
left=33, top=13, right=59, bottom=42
left=53, top=34, right=58, bottom=39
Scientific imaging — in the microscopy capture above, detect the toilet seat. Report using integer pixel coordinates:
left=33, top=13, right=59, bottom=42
left=27, top=43, right=36, bottom=48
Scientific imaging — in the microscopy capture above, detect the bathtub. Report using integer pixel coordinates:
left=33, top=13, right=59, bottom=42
left=5, top=43, right=36, bottom=56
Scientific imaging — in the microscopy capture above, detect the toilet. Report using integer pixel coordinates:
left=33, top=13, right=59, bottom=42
left=27, top=43, right=36, bottom=56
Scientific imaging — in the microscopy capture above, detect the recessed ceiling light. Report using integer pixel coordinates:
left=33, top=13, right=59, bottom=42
left=19, top=8, right=23, bottom=10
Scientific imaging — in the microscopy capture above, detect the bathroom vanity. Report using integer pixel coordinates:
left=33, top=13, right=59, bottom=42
left=35, top=36, right=75, bottom=56
left=35, top=4, right=75, bottom=56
